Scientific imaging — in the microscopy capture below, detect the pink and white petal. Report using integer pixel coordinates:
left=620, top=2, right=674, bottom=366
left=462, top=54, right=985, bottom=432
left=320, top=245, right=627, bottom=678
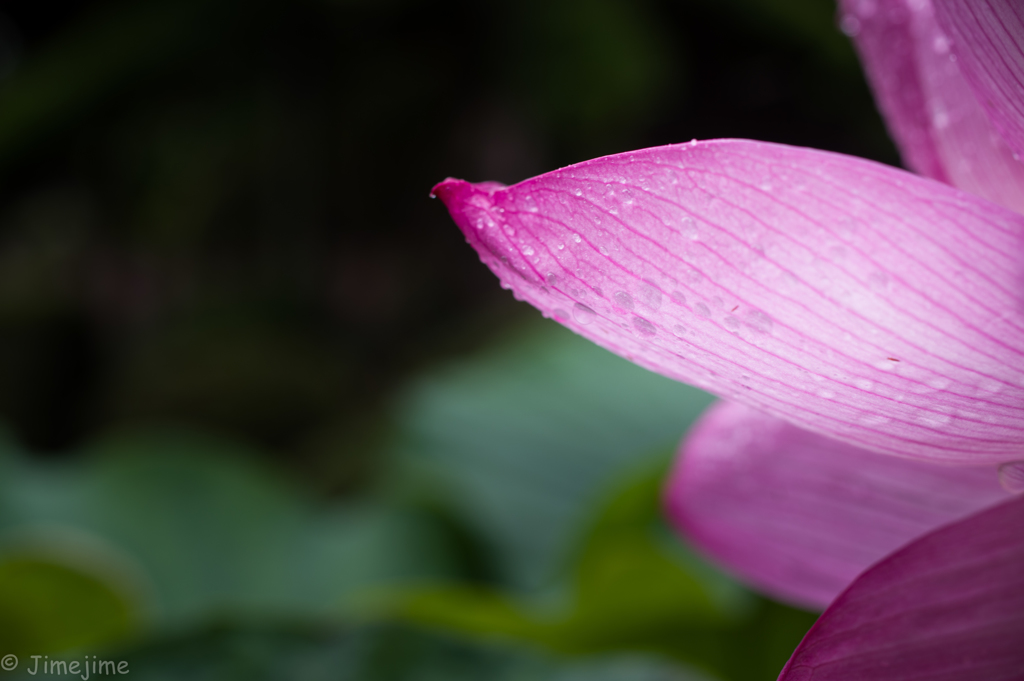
left=840, top=0, right=1024, bottom=213
left=934, top=0, right=1024, bottom=161
left=433, top=140, right=1024, bottom=464
left=778, top=494, right=1024, bottom=681
left=664, top=400, right=1010, bottom=610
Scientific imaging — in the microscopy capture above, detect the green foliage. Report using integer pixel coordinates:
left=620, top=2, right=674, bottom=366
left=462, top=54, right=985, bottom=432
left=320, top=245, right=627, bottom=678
left=391, top=322, right=715, bottom=590
left=388, top=462, right=815, bottom=681
left=0, top=323, right=817, bottom=679
left=0, top=556, right=136, bottom=655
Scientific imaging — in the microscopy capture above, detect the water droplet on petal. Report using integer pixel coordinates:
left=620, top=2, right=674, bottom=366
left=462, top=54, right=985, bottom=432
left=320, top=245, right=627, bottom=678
left=977, top=377, right=1004, bottom=396
left=522, top=245, right=535, bottom=256
left=858, top=413, right=890, bottom=427
left=641, top=282, right=662, bottom=309
left=633, top=316, right=656, bottom=336
left=573, top=233, right=582, bottom=243
left=573, top=303, right=596, bottom=324
left=613, top=291, right=635, bottom=310
left=855, top=378, right=874, bottom=391
left=670, top=291, right=687, bottom=306
left=839, top=14, right=861, bottom=36
left=744, top=310, right=773, bottom=335
left=574, top=188, right=582, bottom=197
left=694, top=303, right=711, bottom=318
left=998, top=461, right=1024, bottom=493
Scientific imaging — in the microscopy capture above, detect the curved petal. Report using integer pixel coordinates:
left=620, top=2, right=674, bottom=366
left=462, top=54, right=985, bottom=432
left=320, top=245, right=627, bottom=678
left=664, top=400, right=1010, bottom=610
left=934, top=0, right=1024, bottom=161
left=433, top=140, right=1024, bottom=464
left=840, top=0, right=1024, bottom=213
left=778, top=494, right=1024, bottom=681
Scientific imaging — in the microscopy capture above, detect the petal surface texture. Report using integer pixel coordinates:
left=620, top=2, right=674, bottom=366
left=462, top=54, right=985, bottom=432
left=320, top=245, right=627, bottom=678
left=665, top=400, right=1010, bottom=610
left=934, top=0, right=1024, bottom=161
left=778, top=493, right=1024, bottom=681
left=433, top=140, right=1024, bottom=464
left=840, top=0, right=1024, bottom=213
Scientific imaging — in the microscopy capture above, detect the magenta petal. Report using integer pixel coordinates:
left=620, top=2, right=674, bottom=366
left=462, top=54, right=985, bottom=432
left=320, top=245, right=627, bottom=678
left=840, top=0, right=1024, bottom=213
left=434, top=140, right=1024, bottom=464
left=778, top=494, right=1024, bottom=681
left=665, top=401, right=1010, bottom=610
left=934, top=0, right=1024, bottom=163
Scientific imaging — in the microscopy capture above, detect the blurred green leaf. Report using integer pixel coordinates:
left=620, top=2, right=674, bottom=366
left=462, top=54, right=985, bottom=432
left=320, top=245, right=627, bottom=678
left=0, top=556, right=136, bottom=655
left=392, top=321, right=715, bottom=590
left=388, top=463, right=745, bottom=671
left=0, top=427, right=460, bottom=641
left=389, top=460, right=815, bottom=681
left=22, top=622, right=710, bottom=681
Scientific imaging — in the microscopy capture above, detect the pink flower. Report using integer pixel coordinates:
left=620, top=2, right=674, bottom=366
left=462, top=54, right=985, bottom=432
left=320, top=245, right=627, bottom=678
left=434, top=1, right=1024, bottom=678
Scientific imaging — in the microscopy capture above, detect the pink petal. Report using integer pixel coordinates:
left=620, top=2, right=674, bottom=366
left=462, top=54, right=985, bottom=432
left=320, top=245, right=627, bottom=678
left=839, top=0, right=1024, bottom=213
left=664, top=400, right=1010, bottom=610
left=433, top=140, right=1024, bottom=464
left=934, top=0, right=1024, bottom=162
left=778, top=493, right=1024, bottom=681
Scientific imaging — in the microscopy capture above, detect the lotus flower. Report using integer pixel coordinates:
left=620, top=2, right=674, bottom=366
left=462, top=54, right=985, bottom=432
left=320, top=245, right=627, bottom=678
left=433, top=0, right=1024, bottom=678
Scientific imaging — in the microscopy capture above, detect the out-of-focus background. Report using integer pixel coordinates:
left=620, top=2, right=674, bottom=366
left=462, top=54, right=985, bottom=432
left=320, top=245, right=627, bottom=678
left=0, top=0, right=898, bottom=678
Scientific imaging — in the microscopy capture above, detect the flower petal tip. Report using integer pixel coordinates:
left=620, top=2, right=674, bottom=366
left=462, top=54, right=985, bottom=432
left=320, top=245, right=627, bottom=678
left=437, top=140, right=1024, bottom=464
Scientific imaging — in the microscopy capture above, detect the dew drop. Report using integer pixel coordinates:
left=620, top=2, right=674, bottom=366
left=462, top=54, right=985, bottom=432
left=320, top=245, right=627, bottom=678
left=680, top=217, right=699, bottom=240
left=574, top=188, right=583, bottom=197
left=557, top=243, right=565, bottom=250
left=858, top=413, right=890, bottom=427
left=854, top=378, right=874, bottom=391
left=552, top=308, right=569, bottom=322
left=998, top=461, right=1024, bottom=493
left=573, top=303, right=596, bottom=324
left=613, top=291, right=635, bottom=310
left=816, top=389, right=836, bottom=399
left=670, top=291, right=687, bottom=306
left=546, top=273, right=558, bottom=286
left=917, top=410, right=952, bottom=427
left=522, top=245, right=535, bottom=256
left=573, top=233, right=582, bottom=243
left=641, top=282, right=663, bottom=309
left=839, top=14, right=861, bottom=36
left=977, top=377, right=1003, bottom=395
left=744, top=310, right=773, bottom=335
left=723, top=315, right=741, bottom=332
left=672, top=324, right=687, bottom=338
left=694, top=303, right=711, bottom=318
left=633, top=316, right=656, bottom=336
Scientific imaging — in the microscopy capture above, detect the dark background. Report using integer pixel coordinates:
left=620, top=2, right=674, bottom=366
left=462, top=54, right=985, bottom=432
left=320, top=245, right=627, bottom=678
left=0, top=1, right=898, bottom=678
